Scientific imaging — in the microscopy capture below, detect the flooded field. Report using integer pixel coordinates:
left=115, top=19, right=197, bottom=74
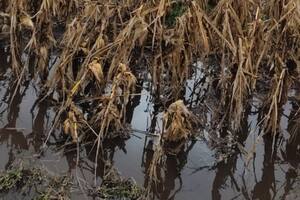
left=0, top=0, right=299, bottom=199
left=0, top=42, right=299, bottom=200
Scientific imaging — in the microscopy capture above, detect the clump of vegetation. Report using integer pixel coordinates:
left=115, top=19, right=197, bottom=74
left=0, top=162, right=145, bottom=200
left=96, top=179, right=144, bottom=200
left=35, top=176, right=71, bottom=200
left=0, top=168, right=24, bottom=192
left=0, top=165, right=71, bottom=200
left=163, top=100, right=199, bottom=141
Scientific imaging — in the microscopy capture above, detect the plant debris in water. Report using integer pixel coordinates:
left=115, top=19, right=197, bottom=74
left=0, top=163, right=144, bottom=200
left=0, top=164, right=71, bottom=200
left=0, top=168, right=24, bottom=192
left=95, top=179, right=144, bottom=200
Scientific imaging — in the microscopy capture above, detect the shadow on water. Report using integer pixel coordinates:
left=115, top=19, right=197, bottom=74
left=0, top=42, right=299, bottom=200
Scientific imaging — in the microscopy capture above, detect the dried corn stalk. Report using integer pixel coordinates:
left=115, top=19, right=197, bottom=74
left=93, top=63, right=136, bottom=139
left=3, top=0, right=300, bottom=142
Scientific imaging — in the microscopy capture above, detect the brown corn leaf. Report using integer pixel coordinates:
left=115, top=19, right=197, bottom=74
left=88, top=60, right=104, bottom=84
left=20, top=14, right=34, bottom=30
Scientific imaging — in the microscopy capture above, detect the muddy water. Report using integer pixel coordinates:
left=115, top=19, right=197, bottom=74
left=0, top=43, right=299, bottom=200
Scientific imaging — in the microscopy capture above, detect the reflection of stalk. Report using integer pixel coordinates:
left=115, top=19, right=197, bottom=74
left=252, top=135, right=277, bottom=199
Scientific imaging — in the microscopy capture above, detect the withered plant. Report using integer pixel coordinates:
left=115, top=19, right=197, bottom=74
left=1, top=0, right=299, bottom=184
left=163, top=100, right=199, bottom=141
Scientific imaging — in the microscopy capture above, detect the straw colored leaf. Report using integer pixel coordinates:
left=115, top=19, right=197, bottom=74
left=20, top=14, right=34, bottom=30
left=88, top=60, right=104, bottom=84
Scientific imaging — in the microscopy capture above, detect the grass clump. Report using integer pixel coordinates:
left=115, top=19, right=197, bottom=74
left=96, top=179, right=144, bottom=200
left=0, top=168, right=24, bottom=192
left=0, top=165, right=71, bottom=200
left=35, top=176, right=71, bottom=200
left=0, top=166, right=44, bottom=193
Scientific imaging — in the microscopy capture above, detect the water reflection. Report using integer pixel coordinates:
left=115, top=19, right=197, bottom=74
left=210, top=104, right=251, bottom=200
left=252, top=135, right=277, bottom=200
left=142, top=139, right=197, bottom=200
left=85, top=137, right=128, bottom=180
left=0, top=78, right=30, bottom=169
left=27, top=100, right=49, bottom=153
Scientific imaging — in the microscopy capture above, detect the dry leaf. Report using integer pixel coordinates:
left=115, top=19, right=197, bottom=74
left=20, top=14, right=34, bottom=30
left=88, top=60, right=104, bottom=84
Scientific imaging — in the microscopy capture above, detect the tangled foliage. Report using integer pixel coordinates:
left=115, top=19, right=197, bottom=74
left=163, top=100, right=199, bottom=141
